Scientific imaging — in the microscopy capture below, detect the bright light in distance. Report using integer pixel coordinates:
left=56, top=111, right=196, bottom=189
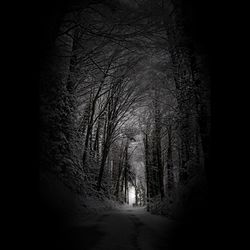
left=129, top=186, right=135, bottom=205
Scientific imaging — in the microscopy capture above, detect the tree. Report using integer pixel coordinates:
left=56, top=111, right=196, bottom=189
left=39, top=0, right=210, bottom=220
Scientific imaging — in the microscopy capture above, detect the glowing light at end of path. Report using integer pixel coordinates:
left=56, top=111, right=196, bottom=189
left=129, top=187, right=135, bottom=205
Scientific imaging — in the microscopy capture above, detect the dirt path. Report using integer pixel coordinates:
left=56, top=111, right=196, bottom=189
left=57, top=206, right=178, bottom=250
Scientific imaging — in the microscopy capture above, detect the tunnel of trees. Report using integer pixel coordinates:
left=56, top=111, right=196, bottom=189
left=39, top=0, right=211, bottom=234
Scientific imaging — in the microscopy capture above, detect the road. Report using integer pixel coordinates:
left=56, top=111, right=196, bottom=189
left=58, top=205, right=181, bottom=250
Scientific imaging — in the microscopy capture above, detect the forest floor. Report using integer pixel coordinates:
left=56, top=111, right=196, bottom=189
left=56, top=205, right=182, bottom=250
left=40, top=173, right=210, bottom=250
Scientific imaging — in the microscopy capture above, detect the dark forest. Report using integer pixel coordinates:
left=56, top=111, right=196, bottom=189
left=36, top=0, right=215, bottom=249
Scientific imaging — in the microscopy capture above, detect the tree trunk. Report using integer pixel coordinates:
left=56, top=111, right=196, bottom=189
left=97, top=145, right=109, bottom=191
left=124, top=142, right=129, bottom=203
left=144, top=133, right=150, bottom=211
left=167, top=125, right=174, bottom=191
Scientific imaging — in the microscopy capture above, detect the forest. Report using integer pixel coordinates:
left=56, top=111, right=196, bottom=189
left=39, top=0, right=211, bottom=249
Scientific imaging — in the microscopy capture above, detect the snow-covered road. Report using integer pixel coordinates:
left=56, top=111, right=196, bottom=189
left=61, top=205, right=180, bottom=250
